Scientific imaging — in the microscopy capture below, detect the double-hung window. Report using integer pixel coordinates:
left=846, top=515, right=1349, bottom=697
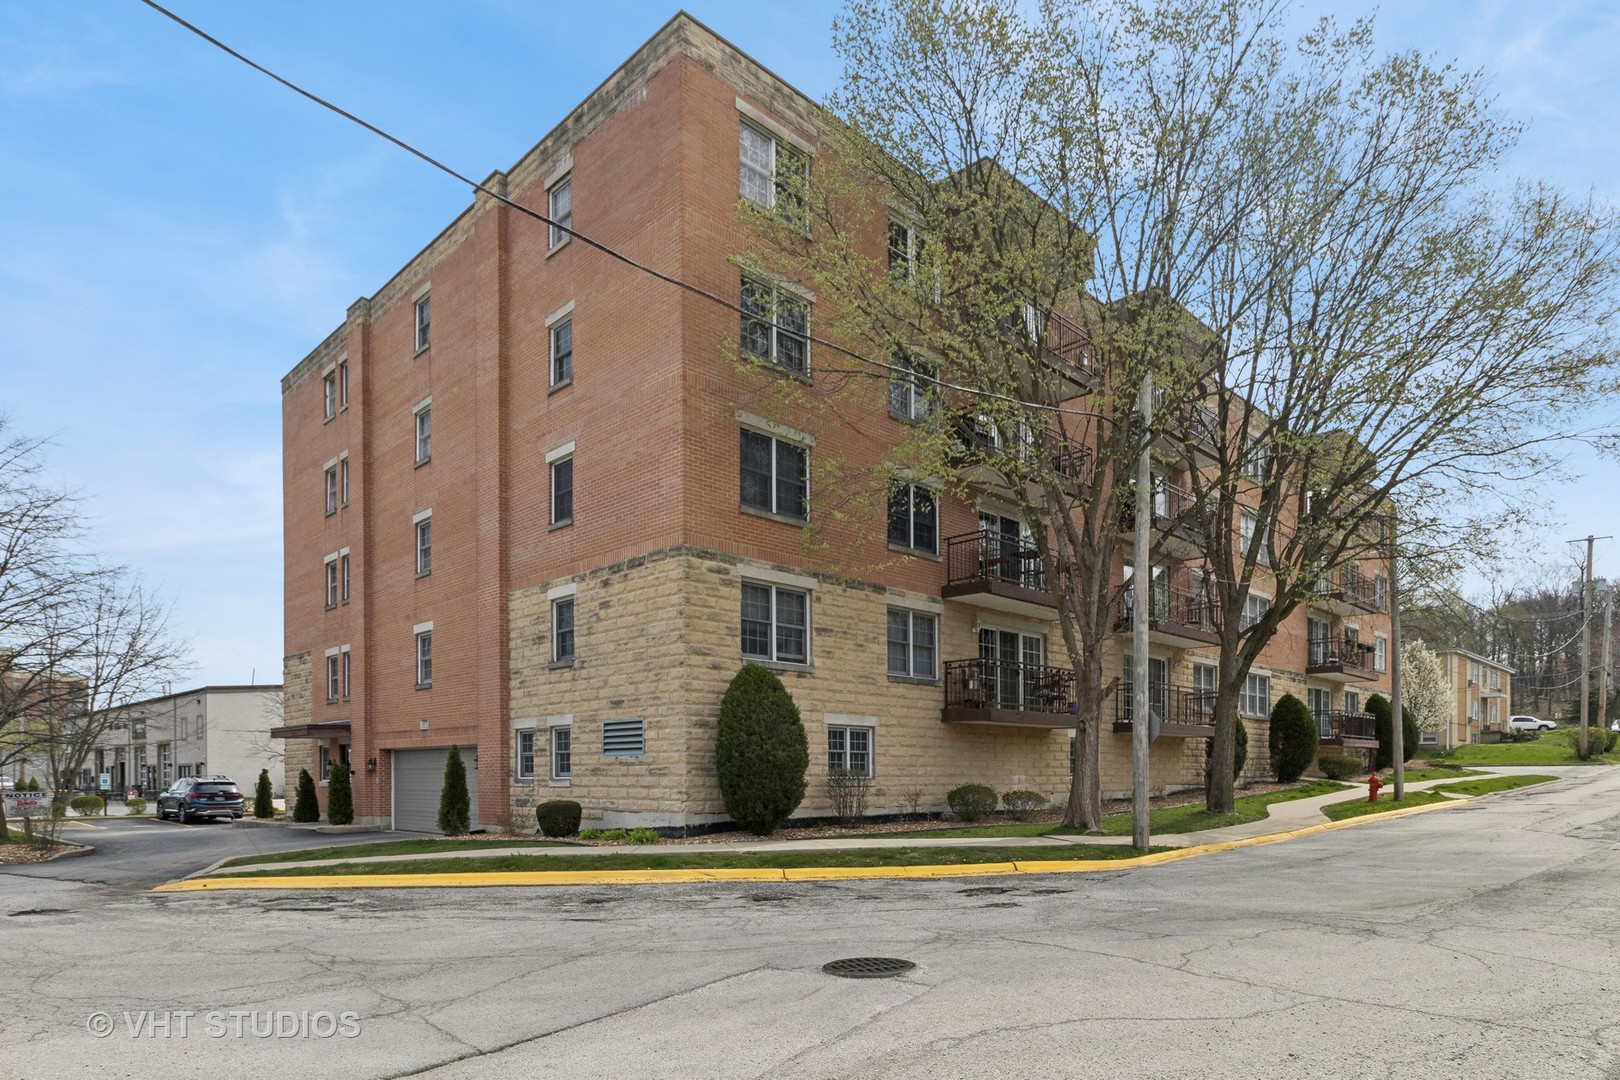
left=339, top=456, right=350, bottom=506
left=551, top=455, right=573, bottom=526
left=1240, top=510, right=1270, bottom=566
left=324, top=465, right=338, bottom=515
left=740, top=277, right=809, bottom=376
left=888, top=352, right=935, bottom=421
left=827, top=725, right=873, bottom=777
left=415, top=514, right=432, bottom=576
left=887, top=219, right=939, bottom=300
left=739, top=120, right=808, bottom=227
left=739, top=430, right=808, bottom=520
left=886, top=484, right=937, bottom=553
left=548, top=176, right=572, bottom=249
left=323, top=371, right=336, bottom=420
left=414, top=403, right=432, bottom=465
left=1191, top=663, right=1217, bottom=716
left=1240, top=673, right=1270, bottom=718
left=415, top=629, right=433, bottom=688
left=550, top=317, right=573, bottom=387
left=551, top=725, right=572, bottom=780
left=338, top=360, right=348, bottom=410
left=1241, top=592, right=1271, bottom=631
left=741, top=582, right=808, bottom=665
left=340, top=552, right=350, bottom=603
left=340, top=647, right=350, bottom=700
left=1374, top=634, right=1387, bottom=672
left=414, top=294, right=431, bottom=351
left=886, top=608, right=937, bottom=680
left=325, top=557, right=339, bottom=608
left=552, top=598, right=575, bottom=664
left=326, top=653, right=340, bottom=703
left=516, top=730, right=536, bottom=781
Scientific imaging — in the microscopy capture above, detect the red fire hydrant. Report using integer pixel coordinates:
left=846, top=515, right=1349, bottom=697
left=1368, top=773, right=1384, bottom=803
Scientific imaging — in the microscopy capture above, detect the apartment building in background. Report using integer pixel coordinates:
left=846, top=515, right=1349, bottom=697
left=82, top=686, right=284, bottom=796
left=278, top=13, right=1392, bottom=833
left=1434, top=648, right=1515, bottom=748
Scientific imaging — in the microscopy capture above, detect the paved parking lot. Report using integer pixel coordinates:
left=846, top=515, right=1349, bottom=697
left=5, top=770, right=1620, bottom=1078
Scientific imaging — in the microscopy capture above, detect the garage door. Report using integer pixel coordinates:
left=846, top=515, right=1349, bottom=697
left=391, top=746, right=479, bottom=833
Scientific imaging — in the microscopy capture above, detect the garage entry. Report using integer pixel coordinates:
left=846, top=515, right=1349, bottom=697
left=391, top=746, right=479, bottom=833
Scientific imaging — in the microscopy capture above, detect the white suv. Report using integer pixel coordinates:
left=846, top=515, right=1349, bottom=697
left=1508, top=715, right=1555, bottom=733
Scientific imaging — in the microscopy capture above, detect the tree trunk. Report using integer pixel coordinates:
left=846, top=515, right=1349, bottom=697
left=1062, top=663, right=1105, bottom=830
left=1206, top=682, right=1243, bottom=814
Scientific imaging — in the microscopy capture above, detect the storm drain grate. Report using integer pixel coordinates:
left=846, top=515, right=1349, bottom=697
left=821, top=956, right=916, bottom=979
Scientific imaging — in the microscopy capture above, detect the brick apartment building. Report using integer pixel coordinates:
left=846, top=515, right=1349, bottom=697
left=277, top=13, right=1392, bottom=832
left=1433, top=648, right=1515, bottom=748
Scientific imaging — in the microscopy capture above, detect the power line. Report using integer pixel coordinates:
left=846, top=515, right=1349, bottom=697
left=137, top=0, right=1100, bottom=423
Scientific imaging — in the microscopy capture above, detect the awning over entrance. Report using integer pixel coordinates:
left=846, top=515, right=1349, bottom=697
left=269, top=720, right=351, bottom=740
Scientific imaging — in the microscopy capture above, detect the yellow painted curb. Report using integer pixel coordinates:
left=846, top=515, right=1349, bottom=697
left=153, top=796, right=1470, bottom=893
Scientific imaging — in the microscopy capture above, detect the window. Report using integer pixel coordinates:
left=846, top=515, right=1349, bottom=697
left=551, top=725, right=572, bottom=779
left=741, top=582, right=808, bottom=664
left=339, top=456, right=350, bottom=506
left=340, top=553, right=350, bottom=603
left=326, top=654, right=340, bottom=703
left=516, top=730, right=536, bottom=781
left=323, top=371, right=336, bottom=420
left=1240, top=511, right=1271, bottom=566
left=602, top=718, right=645, bottom=757
left=886, top=484, right=937, bottom=553
left=887, top=219, right=938, bottom=299
left=1240, top=673, right=1270, bottom=718
left=1374, top=574, right=1388, bottom=611
left=338, top=360, right=348, bottom=410
left=739, top=120, right=808, bottom=226
left=886, top=609, right=938, bottom=680
left=551, top=456, right=573, bottom=525
left=888, top=352, right=935, bottom=421
left=414, top=404, right=431, bottom=465
left=552, top=598, right=575, bottom=664
left=1374, top=634, right=1387, bottom=672
left=341, top=648, right=351, bottom=700
left=550, top=317, right=573, bottom=387
left=416, top=516, right=432, bottom=576
left=1344, top=690, right=1361, bottom=715
left=325, top=557, right=339, bottom=608
left=739, top=430, right=808, bottom=519
left=1307, top=687, right=1332, bottom=736
left=324, top=466, right=338, bottom=515
left=1192, top=662, right=1217, bottom=715
left=1243, top=436, right=1269, bottom=483
left=827, top=725, right=873, bottom=777
left=1241, top=592, right=1271, bottom=631
left=548, top=176, right=572, bottom=249
left=740, top=277, right=809, bottom=376
left=415, top=630, right=433, bottom=688
left=319, top=745, right=330, bottom=782
left=415, top=294, right=431, bottom=351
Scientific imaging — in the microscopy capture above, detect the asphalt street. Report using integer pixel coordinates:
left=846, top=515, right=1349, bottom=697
left=4, top=768, right=1620, bottom=1079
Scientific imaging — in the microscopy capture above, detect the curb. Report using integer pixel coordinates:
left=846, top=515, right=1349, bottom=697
left=152, top=797, right=1465, bottom=893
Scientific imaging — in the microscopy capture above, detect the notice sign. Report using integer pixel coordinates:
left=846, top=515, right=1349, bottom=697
left=1, top=790, right=52, bottom=816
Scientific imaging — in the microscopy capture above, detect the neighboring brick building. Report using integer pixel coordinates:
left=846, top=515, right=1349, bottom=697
left=279, top=13, right=1392, bottom=832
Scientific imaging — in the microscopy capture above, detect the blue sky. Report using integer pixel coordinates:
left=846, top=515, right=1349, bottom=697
left=2, top=1, right=1616, bottom=684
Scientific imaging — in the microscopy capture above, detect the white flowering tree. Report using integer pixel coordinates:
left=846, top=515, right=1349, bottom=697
left=1402, top=640, right=1453, bottom=742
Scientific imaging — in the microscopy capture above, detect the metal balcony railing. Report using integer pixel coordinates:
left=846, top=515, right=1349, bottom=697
left=1319, top=710, right=1376, bottom=741
left=1307, top=636, right=1377, bottom=675
left=944, top=531, right=1048, bottom=592
left=1118, top=580, right=1220, bottom=635
left=944, top=658, right=1075, bottom=714
left=1115, top=683, right=1218, bottom=726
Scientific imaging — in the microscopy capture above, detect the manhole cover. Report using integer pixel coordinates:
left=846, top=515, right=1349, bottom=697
left=821, top=956, right=916, bottom=979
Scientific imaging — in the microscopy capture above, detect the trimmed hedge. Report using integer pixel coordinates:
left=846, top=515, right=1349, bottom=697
left=536, top=799, right=582, bottom=838
left=947, top=784, right=998, bottom=821
left=124, top=797, right=147, bottom=814
left=1269, top=693, right=1319, bottom=783
left=1002, top=790, right=1048, bottom=821
left=1318, top=754, right=1365, bottom=781
left=715, top=664, right=809, bottom=835
left=69, top=795, right=104, bottom=816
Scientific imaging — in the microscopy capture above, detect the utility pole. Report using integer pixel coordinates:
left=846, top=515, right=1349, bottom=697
left=1131, top=370, right=1152, bottom=851
left=1388, top=509, right=1404, bottom=801
left=1566, top=535, right=1611, bottom=759
left=1600, top=587, right=1613, bottom=740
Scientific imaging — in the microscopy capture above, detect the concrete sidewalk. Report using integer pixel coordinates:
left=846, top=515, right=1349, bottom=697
left=187, top=766, right=1566, bottom=879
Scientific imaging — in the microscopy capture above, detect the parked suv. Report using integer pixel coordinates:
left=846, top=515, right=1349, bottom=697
left=1508, top=715, right=1555, bottom=733
left=157, top=777, right=245, bottom=823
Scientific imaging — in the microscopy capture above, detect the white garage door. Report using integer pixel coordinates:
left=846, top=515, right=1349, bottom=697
left=391, top=746, right=479, bottom=833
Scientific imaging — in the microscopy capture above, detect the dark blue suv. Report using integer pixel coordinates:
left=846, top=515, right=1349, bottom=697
left=157, top=777, right=245, bottom=823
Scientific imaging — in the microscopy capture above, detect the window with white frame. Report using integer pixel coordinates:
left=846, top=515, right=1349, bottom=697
left=341, top=647, right=351, bottom=700
left=1374, top=574, right=1388, bottom=611
left=323, top=371, right=336, bottom=420
left=548, top=175, right=572, bottom=249
left=886, top=484, right=937, bottom=553
left=1374, top=634, right=1387, bottom=672
left=739, top=120, right=808, bottom=226
left=1240, top=673, right=1270, bottom=718
left=740, top=276, right=809, bottom=376
left=339, top=455, right=350, bottom=506
left=416, top=514, right=432, bottom=576
left=338, top=360, right=348, bottom=410
left=886, top=608, right=937, bottom=680
left=551, top=455, right=573, bottom=525
left=415, top=293, right=431, bottom=351
left=827, top=725, right=873, bottom=777
left=551, top=725, right=572, bottom=779
left=414, top=403, right=431, bottom=465
left=1307, top=686, right=1332, bottom=735
left=415, top=629, right=433, bottom=688
left=1243, top=435, right=1269, bottom=483
left=1241, top=592, right=1271, bottom=631
left=326, top=653, right=340, bottom=703
left=550, top=316, right=573, bottom=387
left=887, top=219, right=938, bottom=299
left=325, top=556, right=339, bottom=608
left=516, top=730, right=536, bottom=781
left=741, top=582, right=808, bottom=664
left=1192, top=662, right=1217, bottom=715
left=888, top=351, right=935, bottom=421
left=552, top=598, right=575, bottom=664
left=324, top=465, right=338, bottom=515
left=340, top=552, right=350, bottom=603
left=740, top=429, right=808, bottom=520
left=1240, top=510, right=1271, bottom=566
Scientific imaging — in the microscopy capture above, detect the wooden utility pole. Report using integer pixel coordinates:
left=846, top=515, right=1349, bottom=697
left=1600, top=588, right=1613, bottom=739
left=1131, top=371, right=1152, bottom=850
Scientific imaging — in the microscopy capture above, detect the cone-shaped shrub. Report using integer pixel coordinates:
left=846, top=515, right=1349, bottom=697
left=292, top=768, right=320, bottom=823
left=1269, top=693, right=1319, bottom=782
left=438, top=746, right=471, bottom=835
left=715, top=664, right=808, bottom=835
left=536, top=799, right=582, bottom=837
left=327, top=756, right=354, bottom=825
left=1368, top=694, right=1419, bottom=769
left=253, top=769, right=274, bottom=819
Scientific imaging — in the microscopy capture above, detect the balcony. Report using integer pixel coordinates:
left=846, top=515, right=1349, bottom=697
left=1115, top=579, right=1221, bottom=649
left=943, top=658, right=1075, bottom=728
left=1111, top=683, right=1217, bottom=738
left=1306, top=637, right=1379, bottom=682
left=1036, top=308, right=1094, bottom=395
left=942, top=531, right=1058, bottom=618
left=1318, top=710, right=1378, bottom=749
left=951, top=415, right=1092, bottom=501
left=1150, top=389, right=1219, bottom=460
left=1121, top=479, right=1208, bottom=558
left=1314, top=568, right=1386, bottom=616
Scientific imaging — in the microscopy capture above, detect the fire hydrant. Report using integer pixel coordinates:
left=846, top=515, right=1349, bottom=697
left=1368, top=773, right=1384, bottom=803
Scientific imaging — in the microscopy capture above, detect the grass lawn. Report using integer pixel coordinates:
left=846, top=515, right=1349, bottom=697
left=210, top=844, right=1165, bottom=878
left=1321, top=773, right=1558, bottom=821
left=221, top=838, right=573, bottom=868
left=1433, top=774, right=1557, bottom=797
left=885, top=781, right=1351, bottom=839
left=1429, top=728, right=1620, bottom=766
left=1398, top=767, right=1485, bottom=782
